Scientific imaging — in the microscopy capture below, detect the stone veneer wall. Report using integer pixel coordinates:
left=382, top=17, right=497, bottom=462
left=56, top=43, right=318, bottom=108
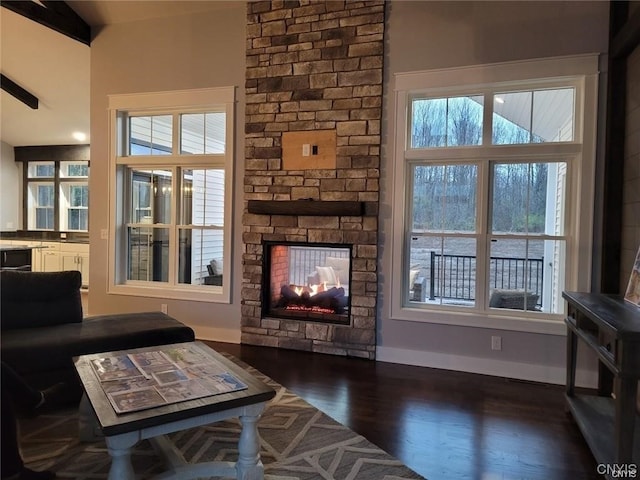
left=241, top=0, right=385, bottom=359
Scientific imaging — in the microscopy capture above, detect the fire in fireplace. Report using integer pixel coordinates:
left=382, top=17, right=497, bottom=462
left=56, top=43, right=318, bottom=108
left=263, top=242, right=352, bottom=324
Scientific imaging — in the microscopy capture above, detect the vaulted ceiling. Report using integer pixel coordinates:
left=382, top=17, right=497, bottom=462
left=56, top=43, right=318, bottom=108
left=0, top=1, right=235, bottom=148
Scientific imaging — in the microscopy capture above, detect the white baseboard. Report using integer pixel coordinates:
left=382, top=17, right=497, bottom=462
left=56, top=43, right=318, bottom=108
left=193, top=325, right=241, bottom=344
left=376, top=346, right=597, bottom=388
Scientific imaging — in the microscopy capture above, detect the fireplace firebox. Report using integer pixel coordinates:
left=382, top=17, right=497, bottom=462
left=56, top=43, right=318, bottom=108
left=262, top=242, right=352, bottom=324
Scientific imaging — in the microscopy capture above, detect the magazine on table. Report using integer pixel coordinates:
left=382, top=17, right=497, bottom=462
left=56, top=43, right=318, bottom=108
left=90, top=344, right=247, bottom=414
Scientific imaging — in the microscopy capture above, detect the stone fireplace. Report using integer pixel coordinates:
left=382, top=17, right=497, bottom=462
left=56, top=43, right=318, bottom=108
left=241, top=0, right=384, bottom=359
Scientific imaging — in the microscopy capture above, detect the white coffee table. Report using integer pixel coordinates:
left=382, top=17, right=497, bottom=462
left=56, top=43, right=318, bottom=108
left=74, top=341, right=275, bottom=480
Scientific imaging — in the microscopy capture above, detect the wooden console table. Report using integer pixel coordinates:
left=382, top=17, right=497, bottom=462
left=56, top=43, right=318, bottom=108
left=563, top=291, right=640, bottom=469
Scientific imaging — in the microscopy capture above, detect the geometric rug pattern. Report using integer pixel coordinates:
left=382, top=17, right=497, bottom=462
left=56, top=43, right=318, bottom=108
left=18, top=354, right=426, bottom=479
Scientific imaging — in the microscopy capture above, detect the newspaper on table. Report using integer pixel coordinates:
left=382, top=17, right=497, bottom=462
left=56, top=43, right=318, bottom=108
left=90, top=344, right=247, bottom=414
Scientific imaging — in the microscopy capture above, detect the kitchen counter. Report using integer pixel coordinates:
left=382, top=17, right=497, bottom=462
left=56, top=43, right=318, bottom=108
left=0, top=231, right=89, bottom=244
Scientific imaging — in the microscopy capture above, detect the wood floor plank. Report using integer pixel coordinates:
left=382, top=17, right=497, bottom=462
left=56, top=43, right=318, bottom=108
left=204, top=341, right=600, bottom=480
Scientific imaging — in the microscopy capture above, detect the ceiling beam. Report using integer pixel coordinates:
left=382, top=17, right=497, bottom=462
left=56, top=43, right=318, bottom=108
left=1, top=74, right=39, bottom=110
left=1, top=1, right=90, bottom=46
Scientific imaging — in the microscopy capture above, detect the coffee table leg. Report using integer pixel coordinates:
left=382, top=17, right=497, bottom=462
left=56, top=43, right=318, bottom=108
left=236, top=404, right=265, bottom=480
left=105, top=431, right=140, bottom=480
left=78, top=393, right=102, bottom=442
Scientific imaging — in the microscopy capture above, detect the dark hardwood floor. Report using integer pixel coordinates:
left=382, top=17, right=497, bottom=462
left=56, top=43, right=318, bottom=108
left=204, top=341, right=600, bottom=480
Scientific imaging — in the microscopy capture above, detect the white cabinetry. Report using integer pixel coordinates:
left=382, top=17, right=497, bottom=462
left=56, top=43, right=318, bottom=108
left=0, top=240, right=89, bottom=286
left=60, top=243, right=90, bottom=287
left=39, top=242, right=62, bottom=272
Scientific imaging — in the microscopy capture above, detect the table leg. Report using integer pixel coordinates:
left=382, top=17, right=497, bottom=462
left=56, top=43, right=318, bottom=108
left=565, top=327, right=577, bottom=398
left=78, top=393, right=102, bottom=442
left=614, top=377, right=638, bottom=463
left=236, top=404, right=265, bottom=480
left=105, top=431, right=140, bottom=480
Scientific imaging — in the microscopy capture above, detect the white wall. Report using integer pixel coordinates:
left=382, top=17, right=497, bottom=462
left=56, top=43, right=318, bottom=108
left=378, top=1, right=610, bottom=385
left=88, top=4, right=246, bottom=342
left=0, top=141, right=20, bottom=231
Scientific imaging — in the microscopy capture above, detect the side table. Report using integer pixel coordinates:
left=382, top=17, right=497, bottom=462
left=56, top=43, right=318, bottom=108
left=563, top=291, right=640, bottom=472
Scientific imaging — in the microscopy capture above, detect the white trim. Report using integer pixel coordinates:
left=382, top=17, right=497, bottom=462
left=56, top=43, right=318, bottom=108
left=106, top=87, right=235, bottom=304
left=395, top=54, right=599, bottom=91
left=108, top=87, right=235, bottom=111
left=389, top=55, right=600, bottom=334
left=193, top=325, right=241, bottom=344
left=376, top=346, right=598, bottom=388
left=390, top=308, right=567, bottom=335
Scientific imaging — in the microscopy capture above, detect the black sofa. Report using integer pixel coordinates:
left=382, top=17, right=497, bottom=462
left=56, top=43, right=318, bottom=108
left=0, top=270, right=195, bottom=403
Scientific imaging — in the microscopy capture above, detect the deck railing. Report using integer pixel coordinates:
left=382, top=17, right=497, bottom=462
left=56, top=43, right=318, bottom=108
left=425, top=252, right=544, bottom=306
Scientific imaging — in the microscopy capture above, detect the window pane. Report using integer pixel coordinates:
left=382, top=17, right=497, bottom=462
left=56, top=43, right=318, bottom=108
left=180, top=169, right=224, bottom=226
left=178, top=228, right=224, bottom=286
left=493, top=91, right=532, bottom=144
left=129, top=115, right=172, bottom=155
left=489, top=238, right=564, bottom=314
left=128, top=169, right=172, bottom=224
left=28, top=162, right=54, bottom=178
left=127, top=227, right=169, bottom=282
left=68, top=209, right=88, bottom=231
left=408, top=236, right=476, bottom=307
left=493, top=88, right=574, bottom=144
left=181, top=113, right=226, bottom=154
left=37, top=184, right=54, bottom=206
left=532, top=88, right=574, bottom=142
left=411, top=96, right=483, bottom=148
left=60, top=183, right=89, bottom=231
left=28, top=183, right=54, bottom=230
left=491, top=162, right=566, bottom=235
left=61, top=161, right=89, bottom=178
left=35, top=208, right=54, bottom=230
left=412, top=164, right=477, bottom=233
left=69, top=185, right=89, bottom=207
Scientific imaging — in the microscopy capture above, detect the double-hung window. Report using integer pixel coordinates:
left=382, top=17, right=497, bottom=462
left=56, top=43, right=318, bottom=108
left=25, top=160, right=89, bottom=231
left=108, top=88, right=234, bottom=302
left=391, top=56, right=598, bottom=332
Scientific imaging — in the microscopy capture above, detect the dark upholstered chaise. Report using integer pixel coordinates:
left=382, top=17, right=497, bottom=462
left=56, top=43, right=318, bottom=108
left=0, top=270, right=195, bottom=404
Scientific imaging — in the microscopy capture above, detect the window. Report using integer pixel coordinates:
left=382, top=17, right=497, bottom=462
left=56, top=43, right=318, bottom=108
left=392, top=56, right=598, bottom=332
left=25, top=161, right=89, bottom=231
left=108, top=87, right=234, bottom=303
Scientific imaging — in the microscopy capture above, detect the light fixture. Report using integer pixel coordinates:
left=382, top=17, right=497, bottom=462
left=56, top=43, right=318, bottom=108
left=494, top=97, right=505, bottom=104
left=72, top=131, right=87, bottom=142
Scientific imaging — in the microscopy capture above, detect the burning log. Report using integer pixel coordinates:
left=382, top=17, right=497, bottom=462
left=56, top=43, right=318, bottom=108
left=277, top=285, right=346, bottom=313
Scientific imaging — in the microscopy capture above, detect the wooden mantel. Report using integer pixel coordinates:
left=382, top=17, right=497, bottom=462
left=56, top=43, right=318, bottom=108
left=247, top=200, right=376, bottom=217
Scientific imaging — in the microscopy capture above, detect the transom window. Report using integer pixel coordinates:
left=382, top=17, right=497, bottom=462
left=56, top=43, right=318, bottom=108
left=108, top=87, right=234, bottom=303
left=392, top=56, right=598, bottom=331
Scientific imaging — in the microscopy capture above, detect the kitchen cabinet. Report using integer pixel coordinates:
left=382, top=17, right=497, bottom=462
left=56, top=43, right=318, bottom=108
left=60, top=243, right=90, bottom=287
left=38, top=242, right=62, bottom=272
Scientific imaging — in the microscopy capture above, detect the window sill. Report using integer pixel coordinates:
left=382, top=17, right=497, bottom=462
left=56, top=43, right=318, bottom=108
left=390, top=305, right=566, bottom=335
left=108, top=283, right=229, bottom=304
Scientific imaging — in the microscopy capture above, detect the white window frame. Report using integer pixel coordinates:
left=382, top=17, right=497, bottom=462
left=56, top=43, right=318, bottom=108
left=60, top=182, right=89, bottom=231
left=107, top=87, right=235, bottom=303
left=390, top=55, right=599, bottom=335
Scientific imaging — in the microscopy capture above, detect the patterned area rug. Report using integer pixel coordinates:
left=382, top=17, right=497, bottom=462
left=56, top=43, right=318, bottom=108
left=18, top=355, right=426, bottom=480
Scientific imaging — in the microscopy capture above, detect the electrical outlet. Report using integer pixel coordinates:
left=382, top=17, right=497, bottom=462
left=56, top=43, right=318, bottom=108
left=161, top=304, right=168, bottom=314
left=491, top=335, right=502, bottom=351
left=302, top=144, right=310, bottom=156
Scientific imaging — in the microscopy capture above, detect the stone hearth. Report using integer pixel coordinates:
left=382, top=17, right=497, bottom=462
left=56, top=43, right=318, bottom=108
left=241, top=0, right=384, bottom=359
